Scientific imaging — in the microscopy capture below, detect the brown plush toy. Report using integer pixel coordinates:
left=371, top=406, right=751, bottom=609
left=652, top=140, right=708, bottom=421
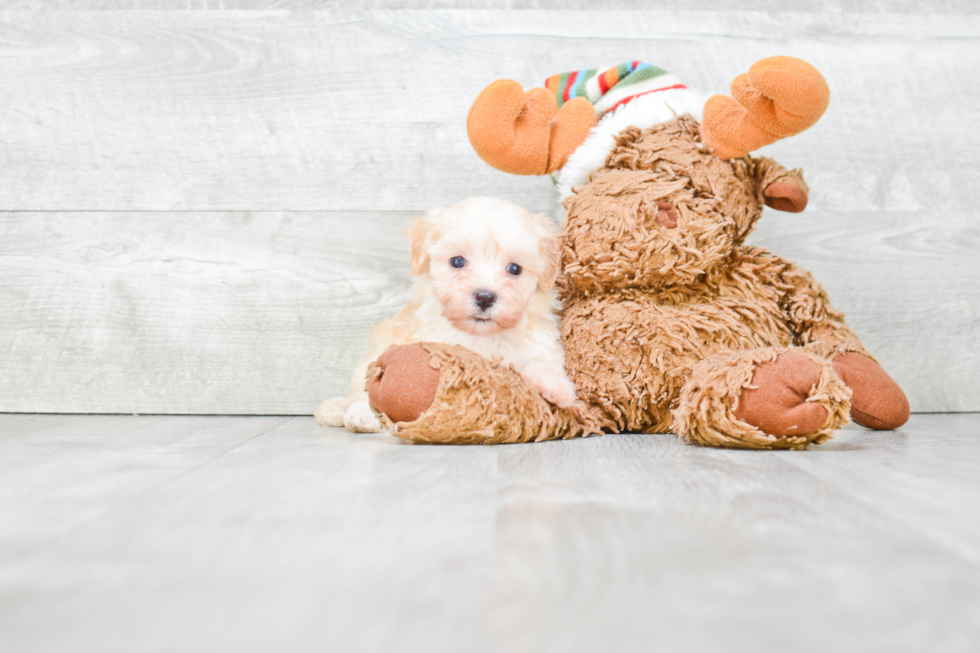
left=367, top=56, right=909, bottom=449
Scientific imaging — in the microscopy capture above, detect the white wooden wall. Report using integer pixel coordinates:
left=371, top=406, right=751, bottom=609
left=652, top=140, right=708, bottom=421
left=0, top=3, right=977, bottom=414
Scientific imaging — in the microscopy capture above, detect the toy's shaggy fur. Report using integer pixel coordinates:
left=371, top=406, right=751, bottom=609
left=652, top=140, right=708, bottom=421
left=558, top=116, right=864, bottom=447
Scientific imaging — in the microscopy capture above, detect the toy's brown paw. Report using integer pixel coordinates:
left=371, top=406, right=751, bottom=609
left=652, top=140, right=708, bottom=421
left=734, top=351, right=829, bottom=437
left=366, top=344, right=441, bottom=424
left=832, top=353, right=910, bottom=430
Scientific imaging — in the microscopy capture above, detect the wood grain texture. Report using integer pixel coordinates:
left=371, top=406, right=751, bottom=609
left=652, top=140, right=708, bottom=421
left=0, top=207, right=976, bottom=413
left=0, top=211, right=416, bottom=414
left=3, top=2, right=977, bottom=11
left=0, top=413, right=978, bottom=652
left=0, top=415, right=291, bottom=553
left=0, top=8, right=976, bottom=414
left=0, top=10, right=975, bottom=213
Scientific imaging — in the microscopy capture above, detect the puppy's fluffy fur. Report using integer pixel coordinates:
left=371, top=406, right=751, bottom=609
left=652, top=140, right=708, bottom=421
left=316, top=196, right=577, bottom=432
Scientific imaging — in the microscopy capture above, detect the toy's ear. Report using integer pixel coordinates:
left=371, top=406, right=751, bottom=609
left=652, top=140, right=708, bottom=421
left=406, top=209, right=442, bottom=276
left=701, top=56, right=830, bottom=160
left=467, top=80, right=597, bottom=175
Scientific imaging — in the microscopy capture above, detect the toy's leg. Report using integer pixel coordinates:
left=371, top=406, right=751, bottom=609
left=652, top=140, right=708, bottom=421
left=831, top=353, right=910, bottom=430
left=672, top=348, right=851, bottom=450
left=366, top=342, right=601, bottom=444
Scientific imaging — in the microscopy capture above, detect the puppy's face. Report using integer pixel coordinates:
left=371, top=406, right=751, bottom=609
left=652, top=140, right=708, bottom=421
left=408, top=197, right=560, bottom=336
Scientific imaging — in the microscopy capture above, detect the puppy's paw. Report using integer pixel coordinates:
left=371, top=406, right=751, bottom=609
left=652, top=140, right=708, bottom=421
left=522, top=363, right=578, bottom=409
left=315, top=397, right=349, bottom=427
left=539, top=375, right=578, bottom=408
left=344, top=400, right=383, bottom=433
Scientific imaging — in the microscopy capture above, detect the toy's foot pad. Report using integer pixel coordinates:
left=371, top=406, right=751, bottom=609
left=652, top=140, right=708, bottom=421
left=734, top=351, right=829, bottom=437
left=832, top=352, right=910, bottom=430
left=366, top=344, right=441, bottom=424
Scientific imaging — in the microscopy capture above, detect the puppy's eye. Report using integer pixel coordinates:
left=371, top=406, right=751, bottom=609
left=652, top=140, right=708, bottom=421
left=450, top=256, right=466, bottom=269
left=507, top=263, right=522, bottom=276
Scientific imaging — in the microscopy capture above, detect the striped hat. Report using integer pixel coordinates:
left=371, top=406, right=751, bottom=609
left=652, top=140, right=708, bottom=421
left=544, top=61, right=711, bottom=201
left=545, top=61, right=688, bottom=117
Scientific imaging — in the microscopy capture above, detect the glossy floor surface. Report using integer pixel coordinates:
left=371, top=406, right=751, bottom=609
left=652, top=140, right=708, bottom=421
left=1, top=413, right=978, bottom=652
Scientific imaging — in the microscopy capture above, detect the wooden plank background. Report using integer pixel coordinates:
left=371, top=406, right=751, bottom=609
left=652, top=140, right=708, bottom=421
left=0, top=4, right=977, bottom=414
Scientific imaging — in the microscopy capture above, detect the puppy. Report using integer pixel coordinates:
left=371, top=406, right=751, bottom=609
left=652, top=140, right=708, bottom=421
left=315, top=196, right=577, bottom=433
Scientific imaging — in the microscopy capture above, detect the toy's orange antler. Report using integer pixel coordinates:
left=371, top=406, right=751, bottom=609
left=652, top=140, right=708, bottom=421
left=467, top=80, right=597, bottom=176
left=701, top=56, right=830, bottom=160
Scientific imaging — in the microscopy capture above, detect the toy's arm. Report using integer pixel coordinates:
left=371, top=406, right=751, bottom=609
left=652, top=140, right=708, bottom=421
left=774, top=257, right=869, bottom=358
left=741, top=157, right=852, bottom=353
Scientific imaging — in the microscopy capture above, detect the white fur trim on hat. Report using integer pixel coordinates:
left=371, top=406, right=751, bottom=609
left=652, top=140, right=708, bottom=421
left=553, top=87, right=713, bottom=202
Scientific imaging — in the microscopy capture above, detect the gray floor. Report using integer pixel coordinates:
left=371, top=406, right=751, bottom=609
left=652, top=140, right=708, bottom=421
left=1, top=414, right=979, bottom=653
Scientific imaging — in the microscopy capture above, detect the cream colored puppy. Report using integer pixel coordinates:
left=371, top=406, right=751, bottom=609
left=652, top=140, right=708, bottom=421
left=316, top=196, right=577, bottom=433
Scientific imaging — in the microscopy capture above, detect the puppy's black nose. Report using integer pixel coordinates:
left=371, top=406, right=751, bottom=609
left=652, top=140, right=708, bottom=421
left=474, top=290, right=496, bottom=311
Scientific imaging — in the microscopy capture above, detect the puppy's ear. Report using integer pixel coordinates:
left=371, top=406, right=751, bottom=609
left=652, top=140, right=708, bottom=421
left=406, top=208, right=442, bottom=276
left=538, top=235, right=561, bottom=289
left=532, top=212, right=562, bottom=290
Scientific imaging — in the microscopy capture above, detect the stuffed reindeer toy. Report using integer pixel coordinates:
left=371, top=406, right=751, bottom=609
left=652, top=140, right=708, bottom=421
left=364, top=56, right=909, bottom=449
